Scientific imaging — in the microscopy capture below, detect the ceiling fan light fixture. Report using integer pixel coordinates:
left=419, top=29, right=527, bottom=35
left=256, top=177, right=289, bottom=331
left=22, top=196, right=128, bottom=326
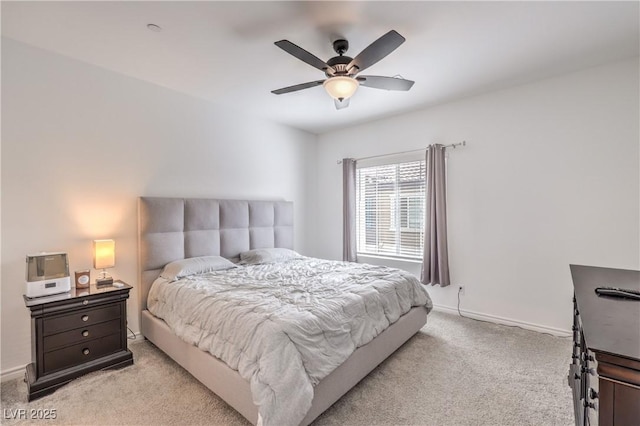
left=323, top=76, right=359, bottom=101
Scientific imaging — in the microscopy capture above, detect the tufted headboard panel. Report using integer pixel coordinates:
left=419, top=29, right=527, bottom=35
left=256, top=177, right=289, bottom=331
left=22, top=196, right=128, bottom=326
left=138, top=197, right=294, bottom=310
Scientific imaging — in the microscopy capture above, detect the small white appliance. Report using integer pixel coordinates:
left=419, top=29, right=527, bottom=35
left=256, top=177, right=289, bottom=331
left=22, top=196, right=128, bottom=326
left=25, top=252, right=71, bottom=298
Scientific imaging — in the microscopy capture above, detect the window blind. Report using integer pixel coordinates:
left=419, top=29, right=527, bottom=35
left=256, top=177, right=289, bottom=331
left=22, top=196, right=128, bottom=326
left=356, top=159, right=426, bottom=259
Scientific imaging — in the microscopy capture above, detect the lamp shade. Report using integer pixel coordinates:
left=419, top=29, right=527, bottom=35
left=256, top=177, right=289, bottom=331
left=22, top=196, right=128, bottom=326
left=323, top=76, right=359, bottom=100
left=93, top=239, right=115, bottom=269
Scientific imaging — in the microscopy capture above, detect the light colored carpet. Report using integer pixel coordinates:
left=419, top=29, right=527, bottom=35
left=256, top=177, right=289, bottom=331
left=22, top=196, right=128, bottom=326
left=1, top=311, right=573, bottom=425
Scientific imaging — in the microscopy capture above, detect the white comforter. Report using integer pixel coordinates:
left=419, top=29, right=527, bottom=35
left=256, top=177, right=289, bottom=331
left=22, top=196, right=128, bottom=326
left=147, top=257, right=432, bottom=426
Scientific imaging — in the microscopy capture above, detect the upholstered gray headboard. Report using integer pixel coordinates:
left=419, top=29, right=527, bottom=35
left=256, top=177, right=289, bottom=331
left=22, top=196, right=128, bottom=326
left=138, top=197, right=294, bottom=310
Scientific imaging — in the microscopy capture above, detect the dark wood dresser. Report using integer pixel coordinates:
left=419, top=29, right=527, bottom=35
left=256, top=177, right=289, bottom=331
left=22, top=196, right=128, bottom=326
left=23, top=282, right=134, bottom=401
left=569, top=265, right=640, bottom=426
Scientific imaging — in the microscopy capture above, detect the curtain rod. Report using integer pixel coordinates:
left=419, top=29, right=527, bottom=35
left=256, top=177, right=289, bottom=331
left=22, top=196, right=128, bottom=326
left=336, top=141, right=466, bottom=164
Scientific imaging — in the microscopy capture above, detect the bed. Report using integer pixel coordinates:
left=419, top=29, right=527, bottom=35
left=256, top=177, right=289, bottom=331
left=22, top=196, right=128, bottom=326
left=138, top=197, right=431, bottom=426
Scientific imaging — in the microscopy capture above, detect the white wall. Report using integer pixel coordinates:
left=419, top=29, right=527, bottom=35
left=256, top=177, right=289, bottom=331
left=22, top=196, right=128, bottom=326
left=1, top=38, right=317, bottom=375
left=314, top=59, right=640, bottom=333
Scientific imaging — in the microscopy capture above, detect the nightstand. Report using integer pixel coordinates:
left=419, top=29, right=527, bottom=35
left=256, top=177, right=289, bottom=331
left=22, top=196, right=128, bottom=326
left=23, top=281, right=134, bottom=401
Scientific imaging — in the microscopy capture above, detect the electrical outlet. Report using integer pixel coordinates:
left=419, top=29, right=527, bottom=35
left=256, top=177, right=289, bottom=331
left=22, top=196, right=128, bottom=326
left=458, top=285, right=465, bottom=295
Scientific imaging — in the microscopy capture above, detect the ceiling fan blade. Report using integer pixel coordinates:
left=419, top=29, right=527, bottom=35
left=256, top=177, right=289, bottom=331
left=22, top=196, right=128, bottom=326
left=275, top=40, right=336, bottom=75
left=334, top=98, right=350, bottom=110
left=271, top=80, right=325, bottom=95
left=357, top=75, right=414, bottom=91
left=347, top=30, right=406, bottom=74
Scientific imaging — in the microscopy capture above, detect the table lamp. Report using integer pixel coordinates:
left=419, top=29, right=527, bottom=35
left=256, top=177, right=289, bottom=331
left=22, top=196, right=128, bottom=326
left=93, top=239, right=115, bottom=287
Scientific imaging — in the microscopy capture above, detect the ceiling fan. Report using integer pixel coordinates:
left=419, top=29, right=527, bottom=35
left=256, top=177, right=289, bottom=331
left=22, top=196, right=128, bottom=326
left=271, top=30, right=414, bottom=110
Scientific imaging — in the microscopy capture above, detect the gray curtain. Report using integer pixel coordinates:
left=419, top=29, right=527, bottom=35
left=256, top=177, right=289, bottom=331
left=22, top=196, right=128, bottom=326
left=342, top=158, right=357, bottom=262
left=421, top=145, right=451, bottom=286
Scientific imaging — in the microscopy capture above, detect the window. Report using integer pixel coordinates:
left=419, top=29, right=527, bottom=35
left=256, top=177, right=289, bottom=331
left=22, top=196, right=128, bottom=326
left=389, top=194, right=424, bottom=232
left=356, top=159, right=426, bottom=259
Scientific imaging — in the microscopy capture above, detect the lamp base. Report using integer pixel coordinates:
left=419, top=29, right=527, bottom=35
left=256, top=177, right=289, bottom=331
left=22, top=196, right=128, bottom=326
left=96, top=277, right=114, bottom=288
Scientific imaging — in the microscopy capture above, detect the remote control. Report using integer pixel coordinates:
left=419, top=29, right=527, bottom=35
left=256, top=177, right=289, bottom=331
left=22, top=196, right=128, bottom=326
left=113, top=282, right=125, bottom=288
left=594, top=286, right=640, bottom=301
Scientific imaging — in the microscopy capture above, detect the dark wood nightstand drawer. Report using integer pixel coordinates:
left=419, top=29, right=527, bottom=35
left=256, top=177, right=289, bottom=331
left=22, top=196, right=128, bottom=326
left=43, top=333, right=121, bottom=374
left=43, top=304, right=120, bottom=336
left=43, top=319, right=121, bottom=352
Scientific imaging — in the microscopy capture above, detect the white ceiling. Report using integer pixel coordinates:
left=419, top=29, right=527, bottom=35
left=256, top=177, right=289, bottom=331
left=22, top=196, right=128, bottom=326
left=2, top=1, right=639, bottom=134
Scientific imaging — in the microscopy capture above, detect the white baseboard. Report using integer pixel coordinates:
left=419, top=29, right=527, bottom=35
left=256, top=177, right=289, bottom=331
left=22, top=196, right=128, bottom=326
left=1, top=332, right=145, bottom=383
left=128, top=331, right=145, bottom=342
left=1, top=365, right=26, bottom=383
left=431, top=303, right=572, bottom=337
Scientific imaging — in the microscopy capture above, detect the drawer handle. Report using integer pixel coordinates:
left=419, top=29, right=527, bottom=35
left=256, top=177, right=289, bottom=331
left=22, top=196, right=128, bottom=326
left=82, top=348, right=90, bottom=356
left=82, top=315, right=89, bottom=322
left=581, top=353, right=594, bottom=362
left=82, top=300, right=89, bottom=305
left=582, top=400, right=595, bottom=409
left=581, top=366, right=595, bottom=376
left=589, top=388, right=599, bottom=399
left=82, top=330, right=89, bottom=337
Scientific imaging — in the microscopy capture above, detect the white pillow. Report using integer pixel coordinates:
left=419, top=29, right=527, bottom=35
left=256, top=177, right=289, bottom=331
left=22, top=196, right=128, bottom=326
left=239, top=248, right=301, bottom=265
left=160, top=256, right=236, bottom=281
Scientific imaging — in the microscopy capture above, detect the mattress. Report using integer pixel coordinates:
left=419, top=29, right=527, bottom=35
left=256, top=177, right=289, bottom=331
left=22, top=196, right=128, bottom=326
left=147, top=256, right=432, bottom=426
